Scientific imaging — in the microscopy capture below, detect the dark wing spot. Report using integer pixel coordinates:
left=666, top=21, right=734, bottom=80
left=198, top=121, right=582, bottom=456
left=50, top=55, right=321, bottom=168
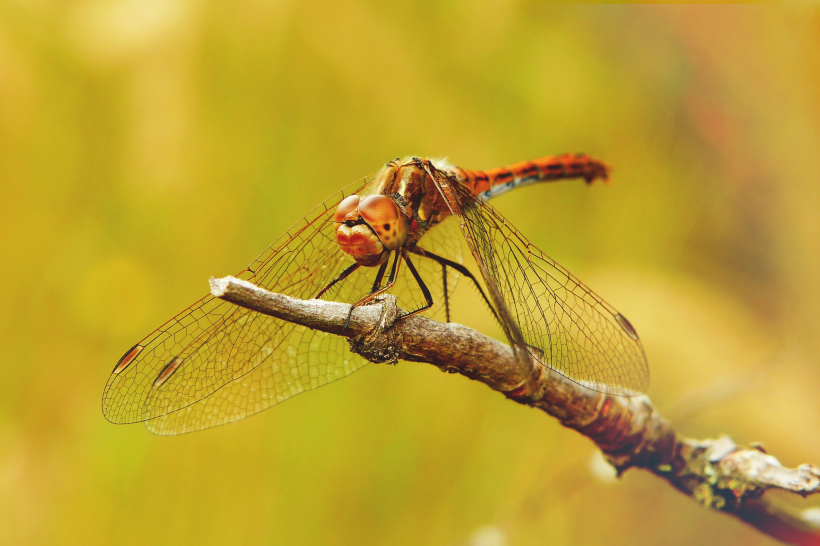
left=383, top=224, right=390, bottom=230
left=113, top=343, right=143, bottom=374
left=615, top=313, right=640, bottom=341
left=154, top=356, right=183, bottom=387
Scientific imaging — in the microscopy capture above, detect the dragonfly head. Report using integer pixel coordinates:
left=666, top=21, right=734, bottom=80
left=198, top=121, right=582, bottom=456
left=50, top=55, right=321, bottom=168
left=334, top=194, right=408, bottom=266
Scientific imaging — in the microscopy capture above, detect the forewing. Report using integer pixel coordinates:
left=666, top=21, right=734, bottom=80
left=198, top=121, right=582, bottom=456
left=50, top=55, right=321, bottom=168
left=143, top=216, right=465, bottom=435
left=444, top=184, right=649, bottom=396
left=102, top=177, right=379, bottom=430
left=104, top=172, right=473, bottom=434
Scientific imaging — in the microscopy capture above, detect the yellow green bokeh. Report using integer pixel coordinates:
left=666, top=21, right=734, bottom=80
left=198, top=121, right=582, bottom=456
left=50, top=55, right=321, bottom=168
left=1, top=2, right=819, bottom=545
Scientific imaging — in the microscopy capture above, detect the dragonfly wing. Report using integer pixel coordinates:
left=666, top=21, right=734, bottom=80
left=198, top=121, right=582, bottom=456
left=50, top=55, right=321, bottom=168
left=102, top=177, right=380, bottom=431
left=440, top=180, right=650, bottom=396
left=144, top=215, right=466, bottom=435
left=398, top=215, right=464, bottom=318
left=145, top=323, right=365, bottom=434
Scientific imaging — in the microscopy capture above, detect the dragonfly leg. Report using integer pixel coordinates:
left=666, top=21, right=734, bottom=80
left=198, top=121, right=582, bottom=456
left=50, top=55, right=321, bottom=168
left=399, top=250, right=433, bottom=319
left=315, top=262, right=361, bottom=300
left=370, top=256, right=390, bottom=293
left=442, top=262, right=449, bottom=322
left=345, top=251, right=402, bottom=328
left=408, top=246, right=500, bottom=324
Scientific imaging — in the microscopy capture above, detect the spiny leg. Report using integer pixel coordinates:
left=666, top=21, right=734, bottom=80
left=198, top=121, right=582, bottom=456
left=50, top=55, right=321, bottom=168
left=400, top=250, right=433, bottom=319
left=345, top=251, right=402, bottom=328
left=315, top=262, right=361, bottom=299
left=408, top=246, right=500, bottom=324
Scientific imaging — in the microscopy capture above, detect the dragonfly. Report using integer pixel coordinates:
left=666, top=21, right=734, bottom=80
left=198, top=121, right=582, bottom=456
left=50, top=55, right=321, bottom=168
left=103, top=154, right=649, bottom=435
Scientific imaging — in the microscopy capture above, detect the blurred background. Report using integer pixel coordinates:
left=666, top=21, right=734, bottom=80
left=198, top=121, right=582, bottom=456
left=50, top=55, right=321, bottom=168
left=1, top=1, right=819, bottom=545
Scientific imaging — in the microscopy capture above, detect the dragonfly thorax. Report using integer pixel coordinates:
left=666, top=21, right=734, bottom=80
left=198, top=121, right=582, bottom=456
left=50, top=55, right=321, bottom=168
left=334, top=194, right=408, bottom=267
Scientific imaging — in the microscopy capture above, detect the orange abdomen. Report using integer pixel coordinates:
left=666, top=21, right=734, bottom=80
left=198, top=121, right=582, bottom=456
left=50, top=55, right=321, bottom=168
left=458, top=154, right=611, bottom=201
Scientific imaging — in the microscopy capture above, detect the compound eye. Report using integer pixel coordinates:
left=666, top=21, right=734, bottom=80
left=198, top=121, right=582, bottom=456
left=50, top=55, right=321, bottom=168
left=334, top=195, right=360, bottom=223
left=358, top=195, right=407, bottom=251
left=358, top=195, right=398, bottom=224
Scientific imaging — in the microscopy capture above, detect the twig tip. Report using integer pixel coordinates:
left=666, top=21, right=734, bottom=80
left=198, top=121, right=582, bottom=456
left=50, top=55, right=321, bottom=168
left=209, top=276, right=231, bottom=297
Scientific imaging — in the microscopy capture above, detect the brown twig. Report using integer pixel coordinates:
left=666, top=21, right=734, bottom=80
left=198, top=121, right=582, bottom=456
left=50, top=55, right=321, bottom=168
left=210, top=275, right=820, bottom=545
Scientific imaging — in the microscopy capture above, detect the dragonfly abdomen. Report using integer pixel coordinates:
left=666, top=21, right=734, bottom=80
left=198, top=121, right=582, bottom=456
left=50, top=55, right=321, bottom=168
left=459, top=154, right=611, bottom=202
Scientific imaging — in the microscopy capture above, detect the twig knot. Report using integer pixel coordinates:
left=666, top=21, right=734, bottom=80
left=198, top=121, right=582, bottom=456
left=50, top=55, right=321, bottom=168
left=347, top=295, right=403, bottom=364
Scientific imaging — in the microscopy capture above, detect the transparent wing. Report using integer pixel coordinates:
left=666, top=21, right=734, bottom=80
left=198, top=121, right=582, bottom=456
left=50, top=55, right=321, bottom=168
left=145, top=216, right=464, bottom=435
left=396, top=215, right=465, bottom=319
left=102, top=176, right=465, bottom=435
left=443, top=180, right=650, bottom=396
left=102, top=176, right=375, bottom=430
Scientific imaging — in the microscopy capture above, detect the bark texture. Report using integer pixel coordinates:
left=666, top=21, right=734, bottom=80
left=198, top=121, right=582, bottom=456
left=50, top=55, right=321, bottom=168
left=211, top=275, right=820, bottom=545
